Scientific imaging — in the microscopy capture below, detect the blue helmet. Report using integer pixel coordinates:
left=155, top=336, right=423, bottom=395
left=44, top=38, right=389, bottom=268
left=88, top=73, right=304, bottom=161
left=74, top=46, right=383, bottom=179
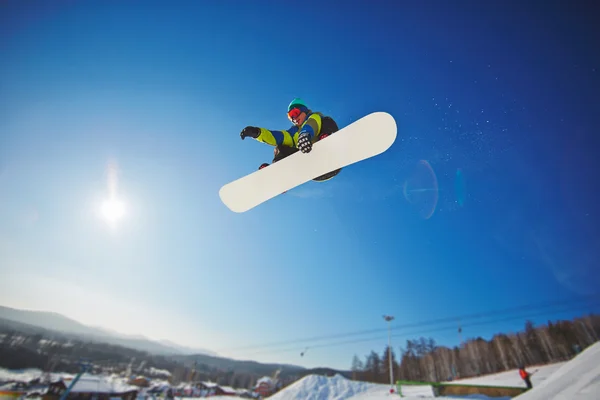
left=288, top=98, right=308, bottom=112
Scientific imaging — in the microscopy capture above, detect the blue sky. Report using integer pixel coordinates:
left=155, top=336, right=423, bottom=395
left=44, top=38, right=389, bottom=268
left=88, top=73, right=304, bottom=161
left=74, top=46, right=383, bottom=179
left=1, top=1, right=599, bottom=370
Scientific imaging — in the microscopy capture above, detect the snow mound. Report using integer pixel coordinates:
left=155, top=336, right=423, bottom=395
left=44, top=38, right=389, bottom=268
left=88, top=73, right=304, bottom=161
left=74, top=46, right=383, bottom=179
left=268, top=374, right=386, bottom=400
left=514, top=341, right=600, bottom=400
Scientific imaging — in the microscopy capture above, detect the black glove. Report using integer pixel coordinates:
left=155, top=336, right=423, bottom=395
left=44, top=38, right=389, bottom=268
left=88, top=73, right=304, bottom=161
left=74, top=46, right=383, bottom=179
left=240, top=126, right=260, bottom=140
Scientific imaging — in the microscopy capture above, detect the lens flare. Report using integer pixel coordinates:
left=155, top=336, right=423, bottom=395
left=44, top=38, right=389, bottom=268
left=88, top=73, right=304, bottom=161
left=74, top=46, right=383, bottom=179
left=403, top=160, right=439, bottom=219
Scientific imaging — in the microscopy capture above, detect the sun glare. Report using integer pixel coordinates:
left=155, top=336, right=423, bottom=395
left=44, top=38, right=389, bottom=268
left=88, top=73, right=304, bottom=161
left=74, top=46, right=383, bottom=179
left=101, top=198, right=125, bottom=223
left=98, top=160, right=127, bottom=227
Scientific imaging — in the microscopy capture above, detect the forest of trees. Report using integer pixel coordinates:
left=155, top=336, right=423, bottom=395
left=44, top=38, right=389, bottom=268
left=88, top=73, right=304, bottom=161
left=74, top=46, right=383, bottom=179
left=350, top=313, right=600, bottom=384
left=0, top=328, right=184, bottom=375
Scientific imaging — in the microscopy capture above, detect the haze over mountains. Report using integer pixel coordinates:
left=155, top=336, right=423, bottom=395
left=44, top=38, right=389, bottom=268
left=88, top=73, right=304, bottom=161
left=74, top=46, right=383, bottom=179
left=0, top=305, right=217, bottom=357
left=0, top=303, right=340, bottom=382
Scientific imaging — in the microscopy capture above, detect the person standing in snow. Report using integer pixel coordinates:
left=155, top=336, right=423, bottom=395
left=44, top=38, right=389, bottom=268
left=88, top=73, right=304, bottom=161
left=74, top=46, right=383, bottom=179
left=519, top=365, right=533, bottom=389
left=239, top=98, right=342, bottom=181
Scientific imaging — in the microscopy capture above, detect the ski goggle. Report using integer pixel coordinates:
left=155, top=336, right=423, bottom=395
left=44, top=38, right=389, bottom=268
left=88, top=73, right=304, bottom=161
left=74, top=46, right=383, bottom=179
left=287, top=107, right=303, bottom=122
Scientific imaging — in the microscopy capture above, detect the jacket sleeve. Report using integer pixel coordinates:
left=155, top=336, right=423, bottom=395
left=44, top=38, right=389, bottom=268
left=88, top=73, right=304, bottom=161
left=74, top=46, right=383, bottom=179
left=298, top=113, right=322, bottom=141
left=255, top=125, right=299, bottom=147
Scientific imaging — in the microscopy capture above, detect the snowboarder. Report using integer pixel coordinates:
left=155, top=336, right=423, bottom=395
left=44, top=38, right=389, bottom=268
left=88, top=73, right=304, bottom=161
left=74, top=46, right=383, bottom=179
left=239, top=98, right=342, bottom=181
left=518, top=365, right=533, bottom=389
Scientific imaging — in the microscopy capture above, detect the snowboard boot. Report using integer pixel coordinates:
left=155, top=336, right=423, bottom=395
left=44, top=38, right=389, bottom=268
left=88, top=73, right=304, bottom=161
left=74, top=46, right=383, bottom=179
left=317, top=132, right=331, bottom=141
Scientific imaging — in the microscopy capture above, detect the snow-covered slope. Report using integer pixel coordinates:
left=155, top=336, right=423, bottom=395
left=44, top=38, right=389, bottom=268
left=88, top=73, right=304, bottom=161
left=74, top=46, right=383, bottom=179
left=268, top=374, right=387, bottom=400
left=444, top=361, right=566, bottom=388
left=514, top=341, right=600, bottom=400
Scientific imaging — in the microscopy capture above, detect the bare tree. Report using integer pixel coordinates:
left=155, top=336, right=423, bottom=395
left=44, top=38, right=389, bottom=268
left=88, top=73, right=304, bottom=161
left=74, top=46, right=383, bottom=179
left=372, top=313, right=600, bottom=385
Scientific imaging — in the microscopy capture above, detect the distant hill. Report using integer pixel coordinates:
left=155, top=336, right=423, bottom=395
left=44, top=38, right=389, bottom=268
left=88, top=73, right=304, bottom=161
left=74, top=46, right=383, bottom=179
left=0, top=305, right=350, bottom=380
left=172, top=352, right=307, bottom=376
left=0, top=305, right=217, bottom=357
left=172, top=352, right=351, bottom=381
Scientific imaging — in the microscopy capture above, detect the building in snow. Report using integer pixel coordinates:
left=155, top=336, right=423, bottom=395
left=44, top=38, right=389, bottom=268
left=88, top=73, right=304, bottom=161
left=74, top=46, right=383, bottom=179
left=43, top=375, right=138, bottom=400
left=128, top=376, right=151, bottom=388
left=0, top=382, right=28, bottom=400
left=194, top=381, right=218, bottom=397
left=213, top=385, right=237, bottom=396
left=253, top=376, right=275, bottom=397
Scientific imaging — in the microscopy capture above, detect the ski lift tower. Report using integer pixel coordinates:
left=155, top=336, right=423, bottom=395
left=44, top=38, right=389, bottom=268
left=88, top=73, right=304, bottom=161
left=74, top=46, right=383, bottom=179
left=383, top=315, right=395, bottom=393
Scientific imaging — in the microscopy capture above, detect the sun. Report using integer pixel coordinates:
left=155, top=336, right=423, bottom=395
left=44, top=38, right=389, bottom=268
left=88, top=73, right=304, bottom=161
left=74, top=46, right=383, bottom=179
left=101, top=198, right=125, bottom=224
left=98, top=159, right=128, bottom=228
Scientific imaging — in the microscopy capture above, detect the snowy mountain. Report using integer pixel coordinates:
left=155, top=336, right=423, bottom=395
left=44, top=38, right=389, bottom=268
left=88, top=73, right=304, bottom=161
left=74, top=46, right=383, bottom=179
left=0, top=305, right=216, bottom=356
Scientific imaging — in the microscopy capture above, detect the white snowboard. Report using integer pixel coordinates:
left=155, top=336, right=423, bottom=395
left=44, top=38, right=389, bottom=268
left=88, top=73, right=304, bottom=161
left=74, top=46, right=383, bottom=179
left=219, top=111, right=398, bottom=213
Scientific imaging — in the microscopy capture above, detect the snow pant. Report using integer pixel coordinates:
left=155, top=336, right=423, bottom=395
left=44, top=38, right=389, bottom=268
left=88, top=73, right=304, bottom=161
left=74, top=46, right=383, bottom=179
left=524, top=377, right=532, bottom=389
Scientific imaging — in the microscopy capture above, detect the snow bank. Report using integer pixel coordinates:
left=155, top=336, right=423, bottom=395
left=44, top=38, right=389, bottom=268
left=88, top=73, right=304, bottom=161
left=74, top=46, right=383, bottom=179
left=514, top=341, right=600, bottom=400
left=268, top=374, right=386, bottom=400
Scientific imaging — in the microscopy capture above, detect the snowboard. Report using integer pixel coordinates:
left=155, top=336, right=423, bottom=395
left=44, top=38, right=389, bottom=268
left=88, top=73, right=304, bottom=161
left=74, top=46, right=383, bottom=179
left=219, top=111, right=398, bottom=213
